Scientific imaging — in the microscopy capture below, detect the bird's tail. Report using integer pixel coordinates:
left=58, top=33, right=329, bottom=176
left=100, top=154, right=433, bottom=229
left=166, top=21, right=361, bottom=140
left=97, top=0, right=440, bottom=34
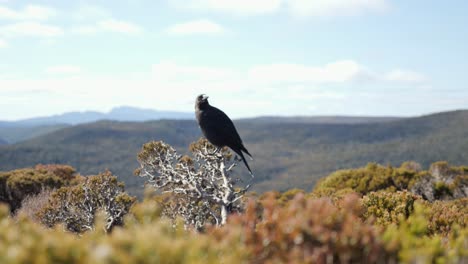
left=233, top=148, right=253, bottom=176
left=240, top=145, right=253, bottom=160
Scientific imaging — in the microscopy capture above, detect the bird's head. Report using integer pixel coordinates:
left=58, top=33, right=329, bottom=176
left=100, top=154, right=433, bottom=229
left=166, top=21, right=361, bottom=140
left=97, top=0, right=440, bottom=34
left=195, top=94, right=209, bottom=110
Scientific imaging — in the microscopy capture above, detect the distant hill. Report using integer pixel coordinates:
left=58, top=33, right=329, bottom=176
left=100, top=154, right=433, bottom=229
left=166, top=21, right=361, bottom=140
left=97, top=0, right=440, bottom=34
left=0, top=110, right=467, bottom=197
left=0, top=137, right=7, bottom=145
left=0, top=120, right=201, bottom=195
left=0, top=106, right=194, bottom=143
left=1, top=106, right=194, bottom=127
left=243, top=116, right=403, bottom=124
left=0, top=124, right=70, bottom=144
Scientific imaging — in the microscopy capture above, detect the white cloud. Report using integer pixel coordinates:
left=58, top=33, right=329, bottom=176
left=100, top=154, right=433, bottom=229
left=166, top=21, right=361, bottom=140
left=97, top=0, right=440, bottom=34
left=73, top=4, right=111, bottom=21
left=0, top=4, right=56, bottom=20
left=72, top=19, right=143, bottom=35
left=98, top=19, right=143, bottom=34
left=0, top=38, right=6, bottom=47
left=71, top=5, right=143, bottom=35
left=0, top=60, right=429, bottom=119
left=248, top=60, right=367, bottom=84
left=286, top=0, right=388, bottom=18
left=384, top=69, right=426, bottom=83
left=249, top=61, right=426, bottom=85
left=169, top=0, right=389, bottom=17
left=72, top=25, right=98, bottom=34
left=170, top=0, right=282, bottom=16
left=0, top=22, right=63, bottom=37
left=152, top=61, right=238, bottom=81
left=166, top=19, right=225, bottom=35
left=45, top=65, right=82, bottom=75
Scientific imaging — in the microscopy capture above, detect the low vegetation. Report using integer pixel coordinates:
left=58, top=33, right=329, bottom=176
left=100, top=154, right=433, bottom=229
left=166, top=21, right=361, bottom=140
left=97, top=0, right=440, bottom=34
left=0, top=139, right=466, bottom=263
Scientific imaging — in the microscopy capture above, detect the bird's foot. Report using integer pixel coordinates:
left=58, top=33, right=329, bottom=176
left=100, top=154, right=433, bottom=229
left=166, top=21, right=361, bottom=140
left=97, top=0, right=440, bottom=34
left=208, top=147, right=220, bottom=156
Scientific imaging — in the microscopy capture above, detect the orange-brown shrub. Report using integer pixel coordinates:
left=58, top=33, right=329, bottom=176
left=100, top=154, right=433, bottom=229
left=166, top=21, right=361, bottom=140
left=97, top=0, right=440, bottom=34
left=426, top=198, right=467, bottom=235
left=211, top=192, right=395, bottom=264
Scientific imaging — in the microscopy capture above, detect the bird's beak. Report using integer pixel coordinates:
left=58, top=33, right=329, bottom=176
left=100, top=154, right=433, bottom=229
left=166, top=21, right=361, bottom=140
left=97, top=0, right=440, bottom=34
left=202, top=95, right=209, bottom=100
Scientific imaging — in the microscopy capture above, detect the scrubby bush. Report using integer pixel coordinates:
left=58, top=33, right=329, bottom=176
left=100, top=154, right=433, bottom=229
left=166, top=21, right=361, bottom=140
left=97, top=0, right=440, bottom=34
left=1, top=184, right=466, bottom=263
left=0, top=201, right=246, bottom=264
left=314, top=163, right=395, bottom=194
left=256, top=188, right=306, bottom=207
left=0, top=164, right=78, bottom=212
left=426, top=198, right=467, bottom=235
left=34, top=164, right=77, bottom=181
left=211, top=192, right=396, bottom=264
left=135, top=139, right=251, bottom=229
left=1, top=158, right=466, bottom=263
left=382, top=203, right=468, bottom=263
left=362, top=190, right=420, bottom=227
left=313, top=162, right=423, bottom=196
left=36, top=171, right=135, bottom=233
left=309, top=187, right=357, bottom=204
left=16, top=189, right=53, bottom=223
left=314, top=161, right=467, bottom=203
left=361, top=190, right=466, bottom=236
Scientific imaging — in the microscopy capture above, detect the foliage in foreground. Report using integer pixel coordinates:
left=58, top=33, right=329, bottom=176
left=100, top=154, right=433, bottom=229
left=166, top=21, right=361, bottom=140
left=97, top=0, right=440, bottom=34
left=0, top=157, right=466, bottom=263
left=0, top=203, right=244, bottom=264
left=213, top=193, right=395, bottom=263
left=1, top=190, right=467, bottom=264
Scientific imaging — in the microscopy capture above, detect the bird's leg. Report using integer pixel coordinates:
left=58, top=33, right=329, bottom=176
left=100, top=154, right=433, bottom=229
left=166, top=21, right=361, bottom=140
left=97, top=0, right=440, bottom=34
left=208, top=147, right=220, bottom=155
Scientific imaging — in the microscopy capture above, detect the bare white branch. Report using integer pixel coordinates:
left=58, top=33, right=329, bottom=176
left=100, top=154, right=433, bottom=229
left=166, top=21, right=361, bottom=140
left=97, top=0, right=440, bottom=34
left=136, top=140, right=252, bottom=229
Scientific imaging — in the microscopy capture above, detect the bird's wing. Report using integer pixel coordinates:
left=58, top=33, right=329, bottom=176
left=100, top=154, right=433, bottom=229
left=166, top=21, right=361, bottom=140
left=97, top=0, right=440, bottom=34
left=202, top=106, right=243, bottom=145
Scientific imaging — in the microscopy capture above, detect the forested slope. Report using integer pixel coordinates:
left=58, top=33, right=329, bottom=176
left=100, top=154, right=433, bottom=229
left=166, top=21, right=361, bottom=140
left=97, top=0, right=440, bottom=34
left=0, top=110, right=467, bottom=196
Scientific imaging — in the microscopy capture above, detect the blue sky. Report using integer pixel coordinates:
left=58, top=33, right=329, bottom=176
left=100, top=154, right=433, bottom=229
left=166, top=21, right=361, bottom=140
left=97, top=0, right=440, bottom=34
left=1, top=0, right=467, bottom=120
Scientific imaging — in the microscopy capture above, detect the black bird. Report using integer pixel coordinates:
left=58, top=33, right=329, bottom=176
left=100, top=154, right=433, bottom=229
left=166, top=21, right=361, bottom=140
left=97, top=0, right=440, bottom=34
left=195, top=94, right=253, bottom=175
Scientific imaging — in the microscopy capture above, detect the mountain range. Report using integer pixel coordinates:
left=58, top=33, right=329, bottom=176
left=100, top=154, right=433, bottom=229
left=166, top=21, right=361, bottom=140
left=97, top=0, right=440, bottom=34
left=0, top=109, right=466, bottom=197
left=0, top=106, right=194, bottom=143
left=242, top=116, right=403, bottom=124
left=0, top=106, right=194, bottom=127
left=0, top=107, right=405, bottom=144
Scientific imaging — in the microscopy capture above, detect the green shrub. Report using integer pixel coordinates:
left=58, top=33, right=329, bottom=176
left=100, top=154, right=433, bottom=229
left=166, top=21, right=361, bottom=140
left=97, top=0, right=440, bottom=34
left=434, top=181, right=453, bottom=198
left=391, top=163, right=424, bottom=190
left=313, top=162, right=424, bottom=196
left=314, top=161, right=466, bottom=202
left=382, top=203, right=468, bottom=263
left=314, top=163, right=395, bottom=195
left=1, top=190, right=466, bottom=263
left=309, top=187, right=357, bottom=204
left=1, top=160, right=466, bottom=263
left=0, top=202, right=246, bottom=264
left=362, top=191, right=420, bottom=226
left=0, top=165, right=78, bottom=212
